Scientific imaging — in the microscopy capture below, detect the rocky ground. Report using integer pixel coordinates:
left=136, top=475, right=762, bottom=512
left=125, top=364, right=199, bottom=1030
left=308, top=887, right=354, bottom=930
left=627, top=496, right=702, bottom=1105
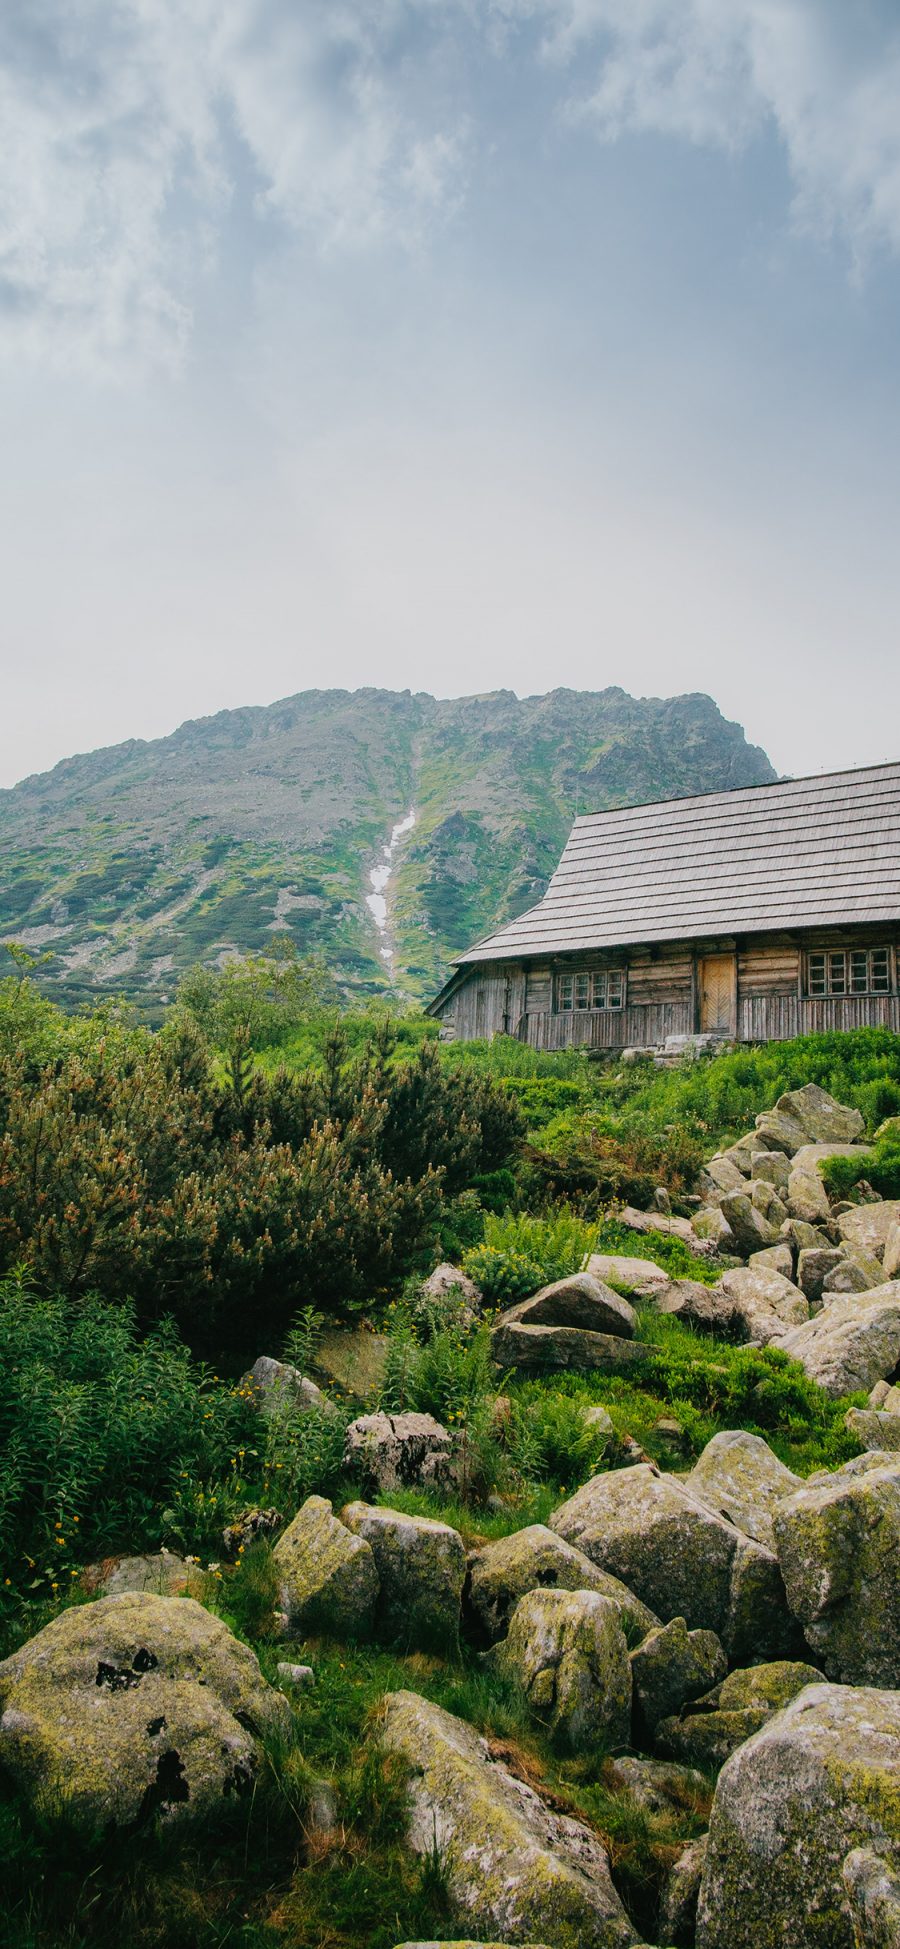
left=1, top=1084, right=899, bottom=1949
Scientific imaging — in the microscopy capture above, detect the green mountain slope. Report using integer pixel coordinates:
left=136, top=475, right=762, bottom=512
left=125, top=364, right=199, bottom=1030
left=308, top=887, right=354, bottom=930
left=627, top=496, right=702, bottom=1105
left=0, top=687, right=775, bottom=1006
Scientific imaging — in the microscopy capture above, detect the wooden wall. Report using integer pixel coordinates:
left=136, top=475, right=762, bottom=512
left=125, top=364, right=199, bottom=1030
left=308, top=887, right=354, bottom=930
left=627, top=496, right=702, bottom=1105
left=434, top=923, right=900, bottom=1046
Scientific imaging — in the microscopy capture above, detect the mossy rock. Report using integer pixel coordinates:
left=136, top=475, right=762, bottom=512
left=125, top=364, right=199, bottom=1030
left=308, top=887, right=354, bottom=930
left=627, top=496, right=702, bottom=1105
left=656, top=1659, right=824, bottom=1772
left=686, top=1430, right=803, bottom=1551
left=774, top=1460, right=900, bottom=1686
left=630, top=1615, right=726, bottom=1740
left=696, top=1682, right=900, bottom=1949
left=485, top=1587, right=631, bottom=1751
left=339, top=1502, right=464, bottom=1653
left=550, top=1463, right=794, bottom=1663
left=272, top=1494, right=378, bottom=1638
left=380, top=1690, right=638, bottom=1947
left=0, top=1592, right=290, bottom=1830
left=465, top=1524, right=658, bottom=1648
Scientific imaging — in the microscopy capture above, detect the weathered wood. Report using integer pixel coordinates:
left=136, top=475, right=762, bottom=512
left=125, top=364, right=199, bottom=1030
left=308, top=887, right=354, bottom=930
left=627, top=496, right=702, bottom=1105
left=430, top=762, right=900, bottom=1046
left=452, top=763, right=900, bottom=961
left=435, top=926, right=900, bottom=1047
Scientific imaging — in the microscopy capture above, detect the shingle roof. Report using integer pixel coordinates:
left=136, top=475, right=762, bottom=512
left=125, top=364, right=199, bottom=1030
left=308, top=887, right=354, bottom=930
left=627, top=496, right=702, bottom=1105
left=456, top=761, right=900, bottom=964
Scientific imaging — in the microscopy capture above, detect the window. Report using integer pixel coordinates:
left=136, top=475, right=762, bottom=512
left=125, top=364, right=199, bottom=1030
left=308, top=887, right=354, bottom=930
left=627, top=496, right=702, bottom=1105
left=555, top=967, right=626, bottom=1011
left=807, top=948, right=892, bottom=997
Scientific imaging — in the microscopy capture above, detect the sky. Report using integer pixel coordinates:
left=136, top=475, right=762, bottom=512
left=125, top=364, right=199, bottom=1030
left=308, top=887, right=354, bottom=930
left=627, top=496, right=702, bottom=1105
left=1, top=0, right=900, bottom=789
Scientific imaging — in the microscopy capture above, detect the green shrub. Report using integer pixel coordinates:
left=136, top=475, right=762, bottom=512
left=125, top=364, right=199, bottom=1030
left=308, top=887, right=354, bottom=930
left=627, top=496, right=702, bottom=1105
left=0, top=1273, right=252, bottom=1598
left=0, top=998, right=522, bottom=1352
left=460, top=1243, right=545, bottom=1302
left=821, top=1137, right=900, bottom=1202
left=505, top=1387, right=613, bottom=1490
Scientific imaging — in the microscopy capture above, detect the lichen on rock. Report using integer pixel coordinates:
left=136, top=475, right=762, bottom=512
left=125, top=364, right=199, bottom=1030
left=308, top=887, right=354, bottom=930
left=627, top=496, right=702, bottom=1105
left=272, top=1494, right=378, bottom=1638
left=484, top=1587, right=631, bottom=1750
left=465, top=1524, right=657, bottom=1648
left=0, top=1592, right=290, bottom=1830
left=380, top=1690, right=638, bottom=1947
left=339, top=1501, right=465, bottom=1652
left=695, top=1682, right=900, bottom=1949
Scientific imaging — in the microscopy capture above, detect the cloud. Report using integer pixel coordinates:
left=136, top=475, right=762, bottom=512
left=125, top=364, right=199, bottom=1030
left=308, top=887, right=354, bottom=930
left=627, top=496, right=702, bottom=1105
left=0, top=0, right=472, bottom=374
left=2, top=0, right=900, bottom=376
left=500, top=0, right=900, bottom=257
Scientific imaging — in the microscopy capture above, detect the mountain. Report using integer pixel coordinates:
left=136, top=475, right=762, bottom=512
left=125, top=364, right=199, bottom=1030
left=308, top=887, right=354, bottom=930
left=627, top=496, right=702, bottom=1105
left=0, top=687, right=776, bottom=1008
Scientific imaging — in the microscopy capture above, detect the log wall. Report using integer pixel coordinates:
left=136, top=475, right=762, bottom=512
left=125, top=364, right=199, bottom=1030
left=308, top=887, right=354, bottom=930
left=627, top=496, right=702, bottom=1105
left=434, top=924, right=900, bottom=1046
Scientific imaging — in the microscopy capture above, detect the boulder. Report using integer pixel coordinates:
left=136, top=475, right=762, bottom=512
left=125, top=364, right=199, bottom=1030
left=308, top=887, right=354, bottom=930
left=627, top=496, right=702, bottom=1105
left=604, top=1755, right=709, bottom=1816
left=586, top=1253, right=671, bottom=1297
left=343, top=1410, right=453, bottom=1493
left=340, top=1502, right=464, bottom=1652
left=798, top=1246, right=844, bottom=1303
left=718, top=1192, right=781, bottom=1255
left=885, top=1223, right=900, bottom=1282
left=749, top=1242, right=794, bottom=1279
left=824, top=1254, right=884, bottom=1296
left=485, top=1588, right=631, bottom=1750
left=465, top=1524, right=658, bottom=1648
left=417, top=1264, right=482, bottom=1332
left=778, top=1283, right=900, bottom=1397
left=782, top=1217, right=831, bottom=1256
left=82, top=1549, right=205, bottom=1599
left=843, top=1848, right=900, bottom=1949
left=630, top=1615, right=726, bottom=1739
left=751, top=1180, right=790, bottom=1228
left=750, top=1149, right=791, bottom=1190
left=652, top=1279, right=742, bottom=1336
left=686, top=1431, right=802, bottom=1550
left=583, top=1402, right=616, bottom=1437
left=786, top=1166, right=831, bottom=1224
left=380, top=1691, right=638, bottom=1947
left=839, top=1203, right=900, bottom=1263
left=787, top=1152, right=871, bottom=1225
left=550, top=1464, right=794, bottom=1662
left=619, top=1207, right=711, bottom=1254
left=0, top=1592, right=289, bottom=1829
left=239, top=1355, right=326, bottom=1415
left=421, top=1262, right=481, bottom=1305
left=756, top=1084, right=865, bottom=1152
left=716, top=1265, right=808, bottom=1345
left=490, top=1321, right=651, bottom=1375
left=272, top=1494, right=378, bottom=1637
left=715, top=1137, right=756, bottom=1176
left=695, top=1683, right=900, bottom=1949
left=883, top=1383, right=900, bottom=1414
left=691, top=1206, right=736, bottom=1248
left=773, top=1458, right=900, bottom=1685
left=500, top=1274, right=636, bottom=1338
left=752, top=1108, right=810, bottom=1155
left=845, top=1409, right=900, bottom=1453
left=659, top=1836, right=708, bottom=1948
left=656, top=1658, right=824, bottom=1772
left=702, top=1154, right=749, bottom=1195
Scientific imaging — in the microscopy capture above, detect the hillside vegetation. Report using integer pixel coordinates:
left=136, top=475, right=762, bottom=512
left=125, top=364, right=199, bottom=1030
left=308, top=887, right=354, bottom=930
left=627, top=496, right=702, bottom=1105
left=0, top=686, right=773, bottom=1008
left=2, top=956, right=900, bottom=1949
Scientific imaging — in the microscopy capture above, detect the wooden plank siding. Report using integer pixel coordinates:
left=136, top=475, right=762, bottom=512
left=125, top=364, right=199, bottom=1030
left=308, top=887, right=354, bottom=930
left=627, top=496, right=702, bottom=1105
left=434, top=925, right=900, bottom=1047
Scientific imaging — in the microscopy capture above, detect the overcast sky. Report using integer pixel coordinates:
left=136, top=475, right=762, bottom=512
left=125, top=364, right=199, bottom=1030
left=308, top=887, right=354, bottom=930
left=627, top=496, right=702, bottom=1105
left=2, top=0, right=899, bottom=788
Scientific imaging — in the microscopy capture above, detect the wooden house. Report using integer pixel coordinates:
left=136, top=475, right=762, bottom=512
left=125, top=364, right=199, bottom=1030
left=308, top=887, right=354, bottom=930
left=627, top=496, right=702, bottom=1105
left=426, top=762, right=900, bottom=1048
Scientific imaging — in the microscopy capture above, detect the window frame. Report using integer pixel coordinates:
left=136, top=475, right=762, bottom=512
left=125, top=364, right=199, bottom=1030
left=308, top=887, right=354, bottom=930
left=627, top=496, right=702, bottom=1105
left=806, top=946, right=893, bottom=998
left=554, top=965, right=627, bottom=1013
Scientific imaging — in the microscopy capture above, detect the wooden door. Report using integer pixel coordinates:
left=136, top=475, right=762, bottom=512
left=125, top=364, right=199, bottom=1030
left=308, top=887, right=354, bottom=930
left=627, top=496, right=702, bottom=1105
left=699, top=954, right=736, bottom=1034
